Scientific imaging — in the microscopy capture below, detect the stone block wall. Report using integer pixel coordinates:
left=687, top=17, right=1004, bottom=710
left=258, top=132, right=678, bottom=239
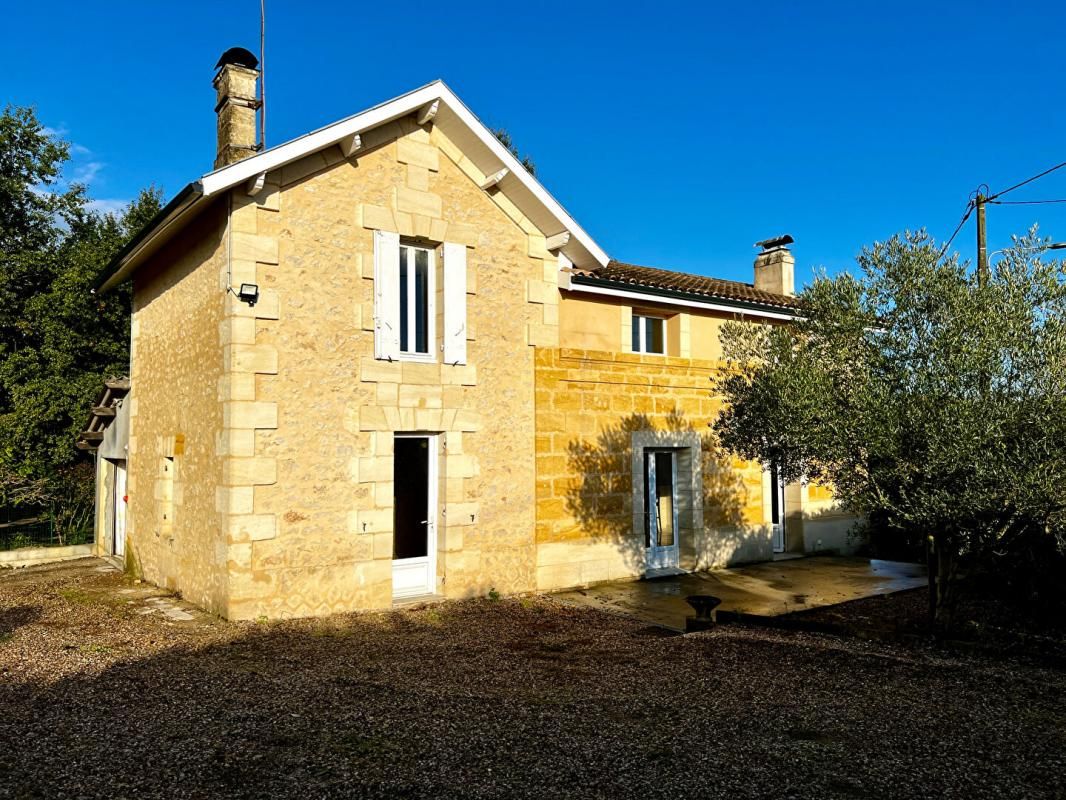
left=219, top=116, right=561, bottom=619
left=534, top=347, right=785, bottom=591
left=127, top=202, right=230, bottom=612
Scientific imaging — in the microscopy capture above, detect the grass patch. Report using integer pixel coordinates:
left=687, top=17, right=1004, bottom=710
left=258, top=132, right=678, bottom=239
left=59, top=588, right=93, bottom=605
left=421, top=609, right=446, bottom=625
left=311, top=623, right=352, bottom=639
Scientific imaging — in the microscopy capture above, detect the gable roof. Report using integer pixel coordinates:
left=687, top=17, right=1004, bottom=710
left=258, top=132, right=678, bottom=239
left=96, top=79, right=801, bottom=316
left=571, top=260, right=798, bottom=311
left=97, top=80, right=610, bottom=292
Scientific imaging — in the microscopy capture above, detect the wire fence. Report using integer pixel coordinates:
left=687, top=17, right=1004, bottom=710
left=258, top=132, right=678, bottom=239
left=0, top=518, right=94, bottom=551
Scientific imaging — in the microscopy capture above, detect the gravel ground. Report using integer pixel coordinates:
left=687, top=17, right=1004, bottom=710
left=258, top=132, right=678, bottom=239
left=783, top=587, right=1066, bottom=665
left=1, top=559, right=1064, bottom=800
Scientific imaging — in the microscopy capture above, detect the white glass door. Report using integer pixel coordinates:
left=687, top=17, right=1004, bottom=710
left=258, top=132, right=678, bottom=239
left=392, top=435, right=438, bottom=599
left=644, top=450, right=679, bottom=571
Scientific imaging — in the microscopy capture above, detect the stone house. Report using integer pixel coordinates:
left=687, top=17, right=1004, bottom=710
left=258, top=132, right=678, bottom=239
left=92, top=50, right=855, bottom=619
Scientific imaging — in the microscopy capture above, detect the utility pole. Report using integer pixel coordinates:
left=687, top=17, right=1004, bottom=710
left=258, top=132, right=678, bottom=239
left=976, top=191, right=988, bottom=287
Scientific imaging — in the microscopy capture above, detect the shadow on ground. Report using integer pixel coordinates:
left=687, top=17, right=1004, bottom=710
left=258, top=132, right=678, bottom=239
left=552, top=556, right=927, bottom=632
left=0, top=559, right=1063, bottom=799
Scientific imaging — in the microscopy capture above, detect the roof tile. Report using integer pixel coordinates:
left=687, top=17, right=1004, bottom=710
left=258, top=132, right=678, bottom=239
left=573, top=260, right=798, bottom=309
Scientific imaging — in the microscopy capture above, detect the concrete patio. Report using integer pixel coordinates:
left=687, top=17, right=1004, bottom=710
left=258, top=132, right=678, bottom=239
left=551, top=556, right=927, bottom=632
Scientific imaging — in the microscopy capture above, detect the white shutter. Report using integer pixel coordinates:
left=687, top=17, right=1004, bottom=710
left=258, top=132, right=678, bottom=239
left=442, top=242, right=468, bottom=365
left=373, top=229, right=401, bottom=361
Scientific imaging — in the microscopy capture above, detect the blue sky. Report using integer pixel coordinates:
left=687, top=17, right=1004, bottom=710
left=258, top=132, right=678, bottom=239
left=4, top=1, right=1065, bottom=287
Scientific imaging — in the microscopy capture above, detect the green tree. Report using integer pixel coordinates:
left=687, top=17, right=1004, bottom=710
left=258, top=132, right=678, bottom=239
left=714, top=230, right=1066, bottom=630
left=492, top=128, right=536, bottom=176
left=0, top=105, right=160, bottom=521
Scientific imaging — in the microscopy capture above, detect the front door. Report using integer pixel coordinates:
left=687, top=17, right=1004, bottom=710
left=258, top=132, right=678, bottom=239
left=392, top=435, right=437, bottom=599
left=644, top=450, right=679, bottom=571
left=113, top=460, right=127, bottom=558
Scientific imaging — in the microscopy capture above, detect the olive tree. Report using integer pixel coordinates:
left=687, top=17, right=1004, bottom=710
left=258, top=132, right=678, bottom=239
left=714, top=230, right=1066, bottom=629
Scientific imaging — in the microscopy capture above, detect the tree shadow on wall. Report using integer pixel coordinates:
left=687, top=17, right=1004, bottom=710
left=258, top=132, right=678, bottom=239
left=563, top=411, right=749, bottom=575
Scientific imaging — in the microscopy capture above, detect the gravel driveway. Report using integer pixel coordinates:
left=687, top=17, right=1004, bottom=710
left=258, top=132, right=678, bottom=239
left=0, top=559, right=1063, bottom=799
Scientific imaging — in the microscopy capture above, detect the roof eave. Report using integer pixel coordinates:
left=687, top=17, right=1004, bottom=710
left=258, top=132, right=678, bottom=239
left=95, top=182, right=205, bottom=293
left=101, top=80, right=610, bottom=293
left=569, top=274, right=800, bottom=317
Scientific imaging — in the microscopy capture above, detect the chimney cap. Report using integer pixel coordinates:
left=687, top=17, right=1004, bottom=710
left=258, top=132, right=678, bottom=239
left=755, top=234, right=794, bottom=252
left=215, top=47, right=259, bottom=71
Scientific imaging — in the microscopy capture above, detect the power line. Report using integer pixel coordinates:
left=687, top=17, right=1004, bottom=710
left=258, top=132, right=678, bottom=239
left=988, top=161, right=1066, bottom=201
left=989, top=198, right=1066, bottom=205
left=939, top=159, right=1066, bottom=259
left=939, top=200, right=975, bottom=258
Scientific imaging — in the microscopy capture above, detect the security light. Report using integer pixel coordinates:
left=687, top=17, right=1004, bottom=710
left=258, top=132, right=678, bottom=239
left=237, top=283, right=259, bottom=306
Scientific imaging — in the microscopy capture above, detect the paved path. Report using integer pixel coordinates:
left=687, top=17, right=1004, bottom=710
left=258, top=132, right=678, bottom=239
left=552, top=556, right=926, bottom=631
left=0, top=557, right=214, bottom=625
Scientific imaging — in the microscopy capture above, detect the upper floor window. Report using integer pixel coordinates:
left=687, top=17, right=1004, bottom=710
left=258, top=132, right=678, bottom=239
left=373, top=230, right=468, bottom=365
left=400, top=243, right=434, bottom=357
left=632, top=312, right=665, bottom=354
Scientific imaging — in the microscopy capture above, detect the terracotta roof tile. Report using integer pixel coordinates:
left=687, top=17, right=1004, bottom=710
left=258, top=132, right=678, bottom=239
left=573, top=259, right=799, bottom=309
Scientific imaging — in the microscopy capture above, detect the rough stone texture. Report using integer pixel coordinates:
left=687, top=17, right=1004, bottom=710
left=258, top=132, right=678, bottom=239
left=213, top=64, right=259, bottom=169
left=220, top=117, right=556, bottom=619
left=126, top=201, right=230, bottom=613
left=121, top=110, right=845, bottom=620
left=533, top=347, right=812, bottom=591
left=754, top=247, right=796, bottom=297
left=218, top=183, right=283, bottom=620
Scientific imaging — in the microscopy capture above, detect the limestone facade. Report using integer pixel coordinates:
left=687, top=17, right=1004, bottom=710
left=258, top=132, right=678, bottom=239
left=121, top=111, right=569, bottom=618
left=124, top=202, right=230, bottom=611
left=536, top=292, right=859, bottom=591
left=117, top=103, right=853, bottom=619
left=533, top=347, right=784, bottom=590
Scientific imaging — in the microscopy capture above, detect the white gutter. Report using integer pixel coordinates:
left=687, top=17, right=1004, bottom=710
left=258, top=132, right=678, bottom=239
left=97, top=185, right=205, bottom=293
left=567, top=281, right=798, bottom=322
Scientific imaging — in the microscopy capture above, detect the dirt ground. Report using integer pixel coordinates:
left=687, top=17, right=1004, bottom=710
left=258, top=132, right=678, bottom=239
left=1, top=558, right=1063, bottom=799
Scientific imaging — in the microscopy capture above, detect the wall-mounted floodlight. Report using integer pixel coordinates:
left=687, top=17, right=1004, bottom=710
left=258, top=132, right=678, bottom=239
left=237, top=283, right=259, bottom=306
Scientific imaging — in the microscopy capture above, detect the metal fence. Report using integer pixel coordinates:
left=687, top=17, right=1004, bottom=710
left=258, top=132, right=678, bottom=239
left=0, top=518, right=94, bottom=551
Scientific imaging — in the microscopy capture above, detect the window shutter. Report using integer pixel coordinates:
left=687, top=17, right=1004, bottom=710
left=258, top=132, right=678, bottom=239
left=442, top=242, right=468, bottom=365
left=373, top=229, right=401, bottom=360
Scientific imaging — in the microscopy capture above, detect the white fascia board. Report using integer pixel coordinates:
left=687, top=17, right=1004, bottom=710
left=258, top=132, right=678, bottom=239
left=197, top=80, right=610, bottom=268
left=434, top=85, right=610, bottom=268
left=568, top=281, right=799, bottom=321
left=97, top=189, right=207, bottom=293
left=200, top=83, right=444, bottom=195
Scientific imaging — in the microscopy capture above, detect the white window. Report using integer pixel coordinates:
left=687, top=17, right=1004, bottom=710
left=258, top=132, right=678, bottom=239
left=399, top=243, right=435, bottom=358
left=373, top=232, right=466, bottom=364
left=632, top=312, right=665, bottom=354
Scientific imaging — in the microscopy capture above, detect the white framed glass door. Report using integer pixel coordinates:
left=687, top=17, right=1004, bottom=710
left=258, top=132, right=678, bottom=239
left=392, top=435, right=438, bottom=599
left=644, top=450, right=679, bottom=571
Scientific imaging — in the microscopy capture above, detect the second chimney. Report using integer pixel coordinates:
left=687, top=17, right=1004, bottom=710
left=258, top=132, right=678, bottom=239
left=753, top=234, right=795, bottom=297
left=213, top=47, right=260, bottom=169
